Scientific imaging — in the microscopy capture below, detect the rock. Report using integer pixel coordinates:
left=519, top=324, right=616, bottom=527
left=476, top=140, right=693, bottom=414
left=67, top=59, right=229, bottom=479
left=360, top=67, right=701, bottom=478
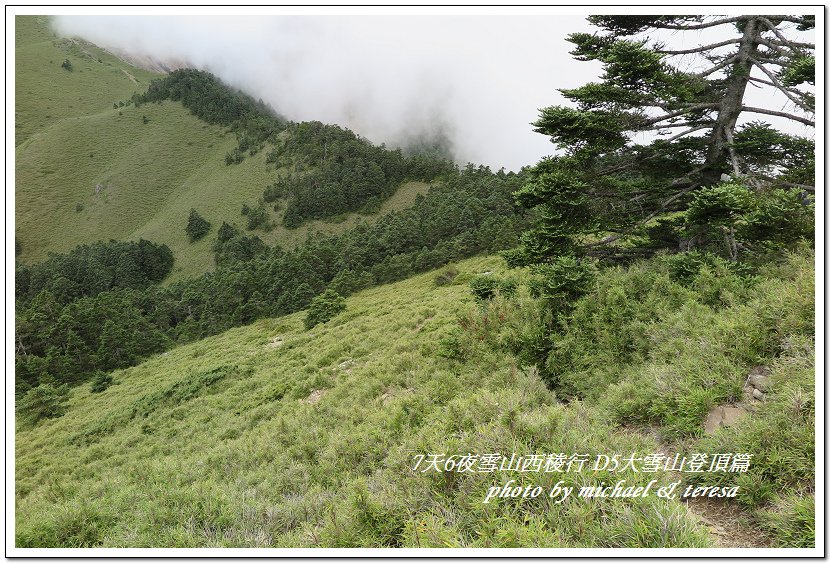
left=304, top=389, right=326, bottom=404
left=337, top=359, right=355, bottom=371
left=747, top=365, right=772, bottom=391
left=704, top=405, right=748, bottom=434
left=268, top=336, right=284, bottom=348
left=752, top=388, right=765, bottom=400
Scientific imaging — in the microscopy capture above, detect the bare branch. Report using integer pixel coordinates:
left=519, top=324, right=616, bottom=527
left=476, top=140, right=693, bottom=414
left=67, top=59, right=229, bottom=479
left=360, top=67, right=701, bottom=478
left=662, top=124, right=714, bottom=143
left=758, top=17, right=814, bottom=50
left=658, top=38, right=740, bottom=55
left=754, top=172, right=815, bottom=192
left=696, top=55, right=738, bottom=77
left=656, top=16, right=747, bottom=30
left=748, top=58, right=814, bottom=112
left=642, top=121, right=715, bottom=131
left=760, top=35, right=815, bottom=51
left=641, top=104, right=720, bottom=127
left=741, top=105, right=815, bottom=127
left=723, top=128, right=743, bottom=176
left=775, top=16, right=813, bottom=26
left=756, top=38, right=788, bottom=59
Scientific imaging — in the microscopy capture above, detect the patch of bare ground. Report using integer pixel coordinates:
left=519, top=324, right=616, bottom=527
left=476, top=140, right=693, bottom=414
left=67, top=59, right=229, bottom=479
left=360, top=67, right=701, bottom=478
left=615, top=425, right=769, bottom=548
left=684, top=497, right=771, bottom=548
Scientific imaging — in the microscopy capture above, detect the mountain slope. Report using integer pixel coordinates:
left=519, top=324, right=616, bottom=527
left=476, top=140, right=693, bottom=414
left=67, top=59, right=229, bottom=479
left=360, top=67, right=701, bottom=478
left=15, top=16, right=433, bottom=281
left=15, top=255, right=714, bottom=548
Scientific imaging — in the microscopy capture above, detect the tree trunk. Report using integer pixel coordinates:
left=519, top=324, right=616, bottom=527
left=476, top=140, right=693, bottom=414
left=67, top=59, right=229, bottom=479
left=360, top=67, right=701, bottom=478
left=703, top=17, right=763, bottom=185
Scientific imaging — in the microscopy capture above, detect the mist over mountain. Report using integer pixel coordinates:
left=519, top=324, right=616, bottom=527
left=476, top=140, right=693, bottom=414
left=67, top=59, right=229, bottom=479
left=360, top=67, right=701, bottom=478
left=52, top=15, right=596, bottom=170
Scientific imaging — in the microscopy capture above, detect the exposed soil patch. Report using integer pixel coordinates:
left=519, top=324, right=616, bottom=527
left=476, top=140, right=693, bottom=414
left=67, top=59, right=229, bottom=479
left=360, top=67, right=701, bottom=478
left=684, top=497, right=771, bottom=548
left=121, top=69, right=139, bottom=83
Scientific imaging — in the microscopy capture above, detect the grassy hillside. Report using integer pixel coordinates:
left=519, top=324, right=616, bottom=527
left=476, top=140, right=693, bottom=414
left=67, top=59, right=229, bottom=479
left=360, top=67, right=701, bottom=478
left=14, top=249, right=816, bottom=548
left=14, top=16, right=160, bottom=147
left=16, top=255, right=717, bottom=548
left=15, top=16, right=432, bottom=281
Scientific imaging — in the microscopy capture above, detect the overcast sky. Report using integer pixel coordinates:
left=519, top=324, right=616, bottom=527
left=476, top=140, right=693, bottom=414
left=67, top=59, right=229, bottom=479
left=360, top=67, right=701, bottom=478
left=51, top=14, right=815, bottom=171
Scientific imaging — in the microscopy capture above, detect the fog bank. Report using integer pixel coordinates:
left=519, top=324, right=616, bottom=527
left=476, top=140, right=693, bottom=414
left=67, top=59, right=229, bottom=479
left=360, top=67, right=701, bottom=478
left=52, top=15, right=596, bottom=170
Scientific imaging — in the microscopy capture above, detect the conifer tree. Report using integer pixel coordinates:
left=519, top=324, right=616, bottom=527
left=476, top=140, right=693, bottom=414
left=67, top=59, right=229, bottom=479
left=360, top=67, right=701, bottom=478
left=186, top=209, right=211, bottom=242
left=509, top=15, right=815, bottom=266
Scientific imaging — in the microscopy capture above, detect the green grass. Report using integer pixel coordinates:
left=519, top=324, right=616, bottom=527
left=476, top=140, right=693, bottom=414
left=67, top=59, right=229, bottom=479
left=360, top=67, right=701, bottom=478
left=15, top=15, right=435, bottom=281
left=15, top=16, right=160, bottom=147
left=15, top=255, right=713, bottom=548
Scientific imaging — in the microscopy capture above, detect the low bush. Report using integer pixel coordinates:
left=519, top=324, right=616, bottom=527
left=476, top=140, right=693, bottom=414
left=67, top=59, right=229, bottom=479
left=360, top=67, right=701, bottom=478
left=304, top=290, right=346, bottom=330
left=17, top=383, right=69, bottom=427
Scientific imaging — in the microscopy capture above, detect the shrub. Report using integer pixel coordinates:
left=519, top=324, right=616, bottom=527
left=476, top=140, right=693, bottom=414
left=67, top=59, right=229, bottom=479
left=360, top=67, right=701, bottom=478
left=434, top=265, right=459, bottom=287
left=740, top=188, right=814, bottom=248
left=244, top=202, right=270, bottom=231
left=89, top=371, right=113, bottom=393
left=756, top=493, right=815, bottom=547
left=529, top=255, right=597, bottom=309
left=304, top=290, right=346, bottom=330
left=469, top=274, right=517, bottom=301
left=17, top=383, right=69, bottom=427
left=185, top=209, right=211, bottom=242
left=60, top=59, right=72, bottom=71
left=225, top=148, right=243, bottom=165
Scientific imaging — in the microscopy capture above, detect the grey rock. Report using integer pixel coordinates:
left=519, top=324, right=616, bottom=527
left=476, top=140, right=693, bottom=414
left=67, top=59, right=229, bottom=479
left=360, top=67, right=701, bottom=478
left=748, top=365, right=772, bottom=391
left=704, top=405, right=748, bottom=434
left=752, top=388, right=765, bottom=400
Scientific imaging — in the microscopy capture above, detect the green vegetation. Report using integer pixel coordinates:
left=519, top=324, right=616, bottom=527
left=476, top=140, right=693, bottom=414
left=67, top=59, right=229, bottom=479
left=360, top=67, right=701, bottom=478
left=16, top=383, right=69, bottom=428
left=186, top=209, right=211, bottom=242
left=15, top=17, right=451, bottom=281
left=14, top=13, right=815, bottom=550
left=132, top=69, right=455, bottom=226
left=15, top=166, right=528, bottom=395
left=508, top=15, right=814, bottom=268
left=304, top=289, right=346, bottom=330
left=14, top=257, right=709, bottom=548
left=15, top=248, right=814, bottom=547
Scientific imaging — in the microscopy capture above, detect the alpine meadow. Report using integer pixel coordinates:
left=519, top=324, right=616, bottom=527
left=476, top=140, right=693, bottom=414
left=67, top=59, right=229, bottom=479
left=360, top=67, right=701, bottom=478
left=12, top=13, right=818, bottom=552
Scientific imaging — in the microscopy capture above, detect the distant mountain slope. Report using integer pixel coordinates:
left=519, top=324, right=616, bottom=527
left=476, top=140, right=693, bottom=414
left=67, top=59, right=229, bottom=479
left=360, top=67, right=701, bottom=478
left=14, top=16, right=160, bottom=146
left=14, top=16, right=435, bottom=281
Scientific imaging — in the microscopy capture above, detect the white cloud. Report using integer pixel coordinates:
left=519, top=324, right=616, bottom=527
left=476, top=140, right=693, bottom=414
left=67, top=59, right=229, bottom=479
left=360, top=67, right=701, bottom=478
left=52, top=14, right=597, bottom=170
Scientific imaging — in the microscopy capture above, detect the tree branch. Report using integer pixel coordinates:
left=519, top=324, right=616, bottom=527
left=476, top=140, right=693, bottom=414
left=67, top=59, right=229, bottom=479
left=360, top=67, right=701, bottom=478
left=656, top=16, right=747, bottom=30
left=696, top=55, right=738, bottom=77
left=741, top=105, right=815, bottom=126
left=759, top=34, right=815, bottom=51
left=642, top=121, right=716, bottom=132
left=641, top=104, right=720, bottom=127
left=754, top=172, right=815, bottom=192
left=658, top=38, right=740, bottom=55
left=584, top=165, right=709, bottom=248
left=748, top=57, right=814, bottom=112
left=723, top=127, right=743, bottom=176
left=758, top=17, right=814, bottom=50
left=662, top=124, right=714, bottom=143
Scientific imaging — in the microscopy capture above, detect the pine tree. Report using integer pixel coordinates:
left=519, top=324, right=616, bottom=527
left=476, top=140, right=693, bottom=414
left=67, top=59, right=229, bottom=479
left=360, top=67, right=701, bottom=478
left=186, top=209, right=211, bottom=242
left=510, top=15, right=815, bottom=266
